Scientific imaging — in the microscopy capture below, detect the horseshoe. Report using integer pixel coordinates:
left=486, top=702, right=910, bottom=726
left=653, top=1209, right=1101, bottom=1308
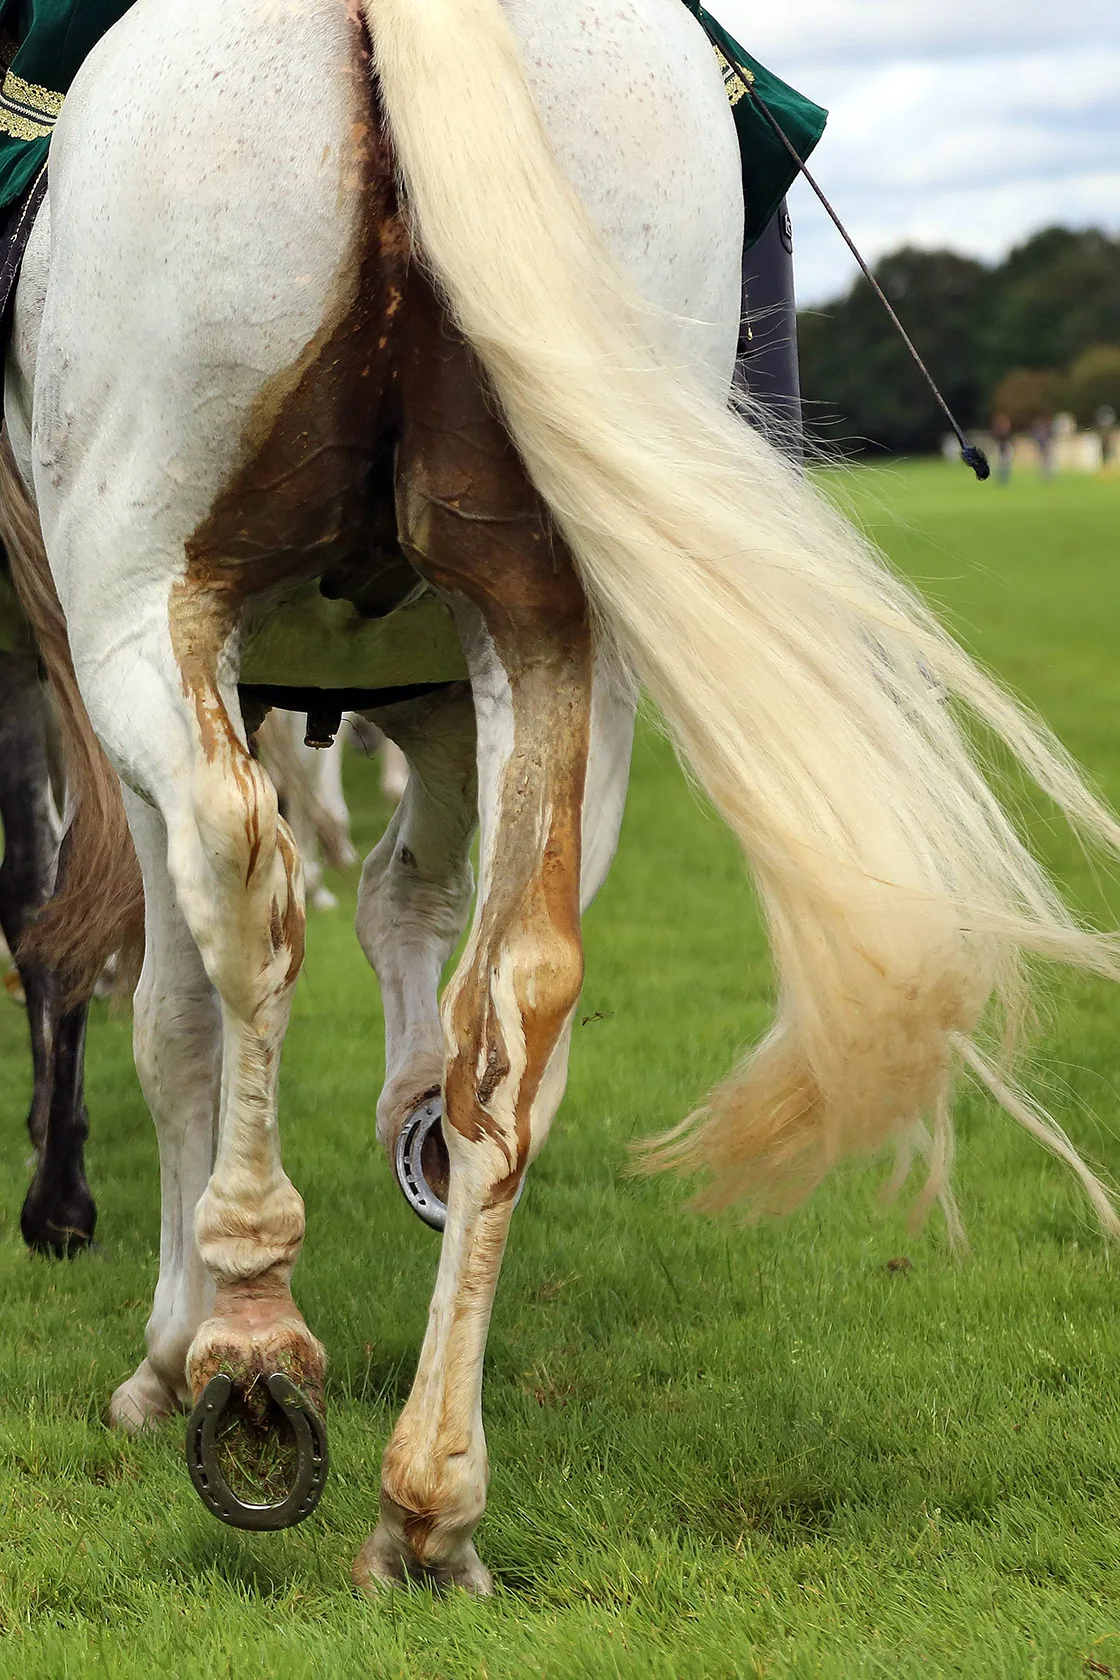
left=185, top=1371, right=329, bottom=1531
left=394, top=1095, right=450, bottom=1231
left=393, top=1094, right=526, bottom=1233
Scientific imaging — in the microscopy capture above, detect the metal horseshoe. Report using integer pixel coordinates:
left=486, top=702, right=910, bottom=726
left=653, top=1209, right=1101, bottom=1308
left=185, top=1370, right=329, bottom=1531
left=394, top=1094, right=527, bottom=1233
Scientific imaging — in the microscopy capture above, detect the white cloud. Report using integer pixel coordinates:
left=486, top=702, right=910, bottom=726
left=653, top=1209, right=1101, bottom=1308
left=711, top=0, right=1120, bottom=302
left=724, top=0, right=1118, bottom=66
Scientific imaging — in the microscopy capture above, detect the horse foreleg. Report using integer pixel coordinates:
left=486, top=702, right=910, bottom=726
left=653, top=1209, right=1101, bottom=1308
left=311, top=730, right=357, bottom=870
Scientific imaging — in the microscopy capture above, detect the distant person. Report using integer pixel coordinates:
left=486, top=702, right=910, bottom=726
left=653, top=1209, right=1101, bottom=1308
left=991, top=412, right=1014, bottom=484
left=1096, top=405, right=1116, bottom=468
left=1031, top=413, right=1055, bottom=480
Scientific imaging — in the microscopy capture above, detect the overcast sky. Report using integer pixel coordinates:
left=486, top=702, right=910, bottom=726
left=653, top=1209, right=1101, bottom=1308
left=716, top=0, right=1120, bottom=305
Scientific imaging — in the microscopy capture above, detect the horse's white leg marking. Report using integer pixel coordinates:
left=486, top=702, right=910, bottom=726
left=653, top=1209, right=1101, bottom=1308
left=109, top=789, right=219, bottom=1432
left=354, top=684, right=477, bottom=1150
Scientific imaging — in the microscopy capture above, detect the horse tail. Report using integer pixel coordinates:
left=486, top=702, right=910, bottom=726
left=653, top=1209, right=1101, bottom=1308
left=0, top=437, right=144, bottom=1004
left=365, top=0, right=1120, bottom=1232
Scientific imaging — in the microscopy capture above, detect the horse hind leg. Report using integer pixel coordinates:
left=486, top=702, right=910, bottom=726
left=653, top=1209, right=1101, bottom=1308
left=158, top=629, right=325, bottom=1434
left=0, top=646, right=96, bottom=1256
left=62, top=572, right=323, bottom=1487
left=354, top=681, right=476, bottom=1191
left=354, top=314, right=601, bottom=1593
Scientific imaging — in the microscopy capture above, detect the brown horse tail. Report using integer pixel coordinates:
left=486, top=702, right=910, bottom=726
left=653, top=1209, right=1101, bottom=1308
left=0, top=435, right=144, bottom=1004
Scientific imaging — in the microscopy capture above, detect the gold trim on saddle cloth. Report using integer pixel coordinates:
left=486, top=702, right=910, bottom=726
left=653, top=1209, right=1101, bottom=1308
left=711, top=42, right=754, bottom=107
left=0, top=70, right=63, bottom=142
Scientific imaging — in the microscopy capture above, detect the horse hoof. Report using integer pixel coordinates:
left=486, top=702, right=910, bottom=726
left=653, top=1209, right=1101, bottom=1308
left=186, top=1371, right=328, bottom=1531
left=352, top=1524, right=494, bottom=1597
left=21, top=1183, right=97, bottom=1258
left=393, top=1095, right=526, bottom=1232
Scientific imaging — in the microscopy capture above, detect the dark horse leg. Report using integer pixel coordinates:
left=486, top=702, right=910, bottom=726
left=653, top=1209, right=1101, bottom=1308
left=0, top=648, right=95, bottom=1255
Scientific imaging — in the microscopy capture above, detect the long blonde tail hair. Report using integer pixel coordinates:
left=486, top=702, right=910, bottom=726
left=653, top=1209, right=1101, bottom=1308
left=364, top=0, right=1120, bottom=1232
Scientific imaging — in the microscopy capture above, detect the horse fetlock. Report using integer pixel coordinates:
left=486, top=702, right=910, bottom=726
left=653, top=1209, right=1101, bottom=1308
left=354, top=1439, right=492, bottom=1593
left=194, top=1176, right=305, bottom=1284
left=353, top=1511, right=494, bottom=1597
left=20, top=1166, right=96, bottom=1257
left=375, top=1426, right=490, bottom=1572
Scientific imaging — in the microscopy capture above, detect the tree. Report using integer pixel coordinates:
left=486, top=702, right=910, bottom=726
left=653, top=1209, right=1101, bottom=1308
left=798, top=248, right=989, bottom=456
left=796, top=226, right=1120, bottom=456
left=1064, top=346, right=1120, bottom=428
left=981, top=229, right=1120, bottom=390
left=990, top=369, right=1061, bottom=432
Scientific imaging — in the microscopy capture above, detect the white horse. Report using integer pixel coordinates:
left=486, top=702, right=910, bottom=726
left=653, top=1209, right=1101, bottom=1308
left=3, top=0, right=1120, bottom=1593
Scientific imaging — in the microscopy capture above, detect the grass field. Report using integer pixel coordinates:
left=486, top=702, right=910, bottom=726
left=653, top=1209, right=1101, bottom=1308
left=3, top=462, right=1120, bottom=1677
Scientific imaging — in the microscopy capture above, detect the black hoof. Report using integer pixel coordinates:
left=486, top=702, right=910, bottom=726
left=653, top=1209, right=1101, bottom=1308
left=21, top=1182, right=97, bottom=1258
left=186, top=1372, right=329, bottom=1531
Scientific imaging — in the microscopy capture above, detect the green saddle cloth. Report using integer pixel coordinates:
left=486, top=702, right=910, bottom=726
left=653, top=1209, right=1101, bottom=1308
left=0, top=0, right=827, bottom=245
left=0, top=0, right=131, bottom=208
left=680, top=1, right=827, bottom=247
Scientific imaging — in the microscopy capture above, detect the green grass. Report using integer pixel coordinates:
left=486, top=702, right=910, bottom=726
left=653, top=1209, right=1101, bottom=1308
left=3, top=461, right=1120, bottom=1677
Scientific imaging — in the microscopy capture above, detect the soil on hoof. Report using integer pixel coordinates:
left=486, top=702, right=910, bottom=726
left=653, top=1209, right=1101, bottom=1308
left=188, top=1322, right=326, bottom=1415
left=352, top=1525, right=495, bottom=1597
left=187, top=1303, right=326, bottom=1506
left=109, top=1360, right=184, bottom=1435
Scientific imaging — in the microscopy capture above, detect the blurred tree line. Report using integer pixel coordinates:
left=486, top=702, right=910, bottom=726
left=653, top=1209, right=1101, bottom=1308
left=796, top=227, right=1120, bottom=455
